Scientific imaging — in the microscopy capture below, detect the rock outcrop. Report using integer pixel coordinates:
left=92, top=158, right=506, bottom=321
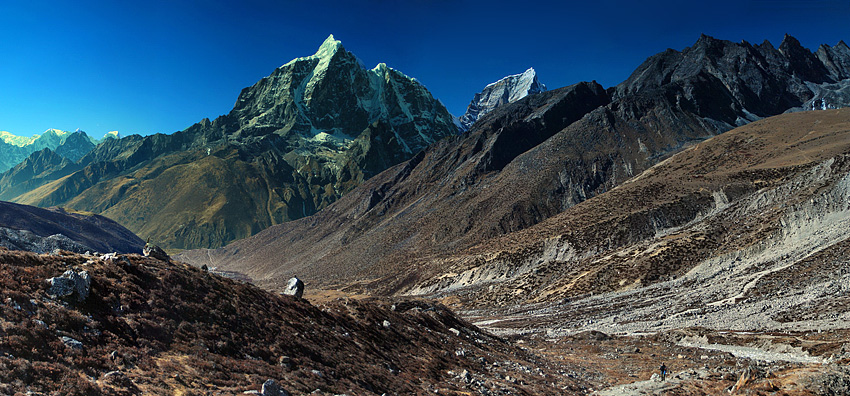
left=0, top=227, right=88, bottom=254
left=458, top=67, right=547, bottom=131
left=142, top=243, right=170, bottom=262
left=261, top=379, right=289, bottom=396
left=47, top=270, right=91, bottom=303
left=283, top=277, right=304, bottom=298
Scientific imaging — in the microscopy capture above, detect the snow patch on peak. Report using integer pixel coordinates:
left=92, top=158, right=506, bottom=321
left=315, top=34, right=342, bottom=59
left=0, top=131, right=37, bottom=147
left=458, top=67, right=548, bottom=132
left=282, top=34, right=345, bottom=68
left=43, top=129, right=70, bottom=137
left=372, top=62, right=389, bottom=73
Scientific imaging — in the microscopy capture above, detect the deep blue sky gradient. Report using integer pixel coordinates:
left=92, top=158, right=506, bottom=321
left=1, top=0, right=849, bottom=137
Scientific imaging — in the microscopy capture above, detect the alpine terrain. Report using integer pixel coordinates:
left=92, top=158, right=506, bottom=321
left=174, top=35, right=850, bottom=394
left=180, top=35, right=850, bottom=295
left=457, top=67, right=547, bottom=132
left=5, top=32, right=850, bottom=396
left=0, top=129, right=111, bottom=172
left=0, top=35, right=457, bottom=249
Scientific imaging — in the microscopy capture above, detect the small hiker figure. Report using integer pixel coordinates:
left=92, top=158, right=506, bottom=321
left=659, top=363, right=667, bottom=381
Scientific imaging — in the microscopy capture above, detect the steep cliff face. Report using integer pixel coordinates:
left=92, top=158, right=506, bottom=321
left=2, top=35, right=457, bottom=249
left=458, top=67, right=547, bottom=132
left=178, top=35, right=850, bottom=295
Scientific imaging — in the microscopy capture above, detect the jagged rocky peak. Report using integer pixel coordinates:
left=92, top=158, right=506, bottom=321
left=613, top=33, right=850, bottom=132
left=816, top=39, right=850, bottom=81
left=458, top=67, right=547, bottom=131
left=229, top=34, right=457, bottom=154
left=0, top=34, right=459, bottom=250
left=778, top=33, right=832, bottom=83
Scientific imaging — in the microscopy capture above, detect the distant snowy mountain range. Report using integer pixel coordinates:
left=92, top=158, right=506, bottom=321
left=0, top=129, right=120, bottom=172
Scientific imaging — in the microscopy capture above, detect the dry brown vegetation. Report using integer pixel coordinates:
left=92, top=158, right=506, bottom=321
left=0, top=248, right=587, bottom=395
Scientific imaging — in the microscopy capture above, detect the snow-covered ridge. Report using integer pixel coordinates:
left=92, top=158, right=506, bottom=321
left=0, top=129, right=123, bottom=172
left=0, top=129, right=121, bottom=146
left=458, top=67, right=547, bottom=132
left=0, top=129, right=69, bottom=147
left=282, top=34, right=343, bottom=68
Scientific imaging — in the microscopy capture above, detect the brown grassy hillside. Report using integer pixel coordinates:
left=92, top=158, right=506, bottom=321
left=0, top=248, right=585, bottom=395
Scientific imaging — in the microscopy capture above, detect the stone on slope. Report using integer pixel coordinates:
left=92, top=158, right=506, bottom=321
left=143, top=243, right=170, bottom=262
left=47, top=270, right=91, bottom=302
left=283, top=277, right=304, bottom=298
left=261, top=379, right=290, bottom=396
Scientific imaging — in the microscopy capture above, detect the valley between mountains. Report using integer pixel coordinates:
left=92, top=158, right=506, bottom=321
left=3, top=34, right=850, bottom=395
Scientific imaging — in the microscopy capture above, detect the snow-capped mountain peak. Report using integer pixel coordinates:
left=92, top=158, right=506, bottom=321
left=458, top=67, right=547, bottom=132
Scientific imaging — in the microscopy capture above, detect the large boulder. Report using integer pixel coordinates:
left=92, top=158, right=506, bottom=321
left=47, top=270, right=90, bottom=302
left=143, top=243, right=170, bottom=262
left=60, top=336, right=84, bottom=350
left=283, top=277, right=304, bottom=299
left=261, top=379, right=290, bottom=396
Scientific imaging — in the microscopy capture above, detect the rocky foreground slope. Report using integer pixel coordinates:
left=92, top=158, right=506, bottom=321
left=180, top=35, right=850, bottom=295
left=0, top=248, right=588, bottom=395
left=1, top=35, right=457, bottom=249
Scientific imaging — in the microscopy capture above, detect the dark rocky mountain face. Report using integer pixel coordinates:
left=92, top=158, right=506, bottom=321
left=0, top=149, right=80, bottom=202
left=1, top=35, right=457, bottom=249
left=0, top=200, right=144, bottom=254
left=817, top=40, right=850, bottom=80
left=53, top=131, right=96, bottom=162
left=178, top=35, right=850, bottom=296
left=616, top=34, right=850, bottom=123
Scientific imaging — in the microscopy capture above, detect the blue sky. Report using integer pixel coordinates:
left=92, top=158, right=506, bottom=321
left=1, top=0, right=849, bottom=137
